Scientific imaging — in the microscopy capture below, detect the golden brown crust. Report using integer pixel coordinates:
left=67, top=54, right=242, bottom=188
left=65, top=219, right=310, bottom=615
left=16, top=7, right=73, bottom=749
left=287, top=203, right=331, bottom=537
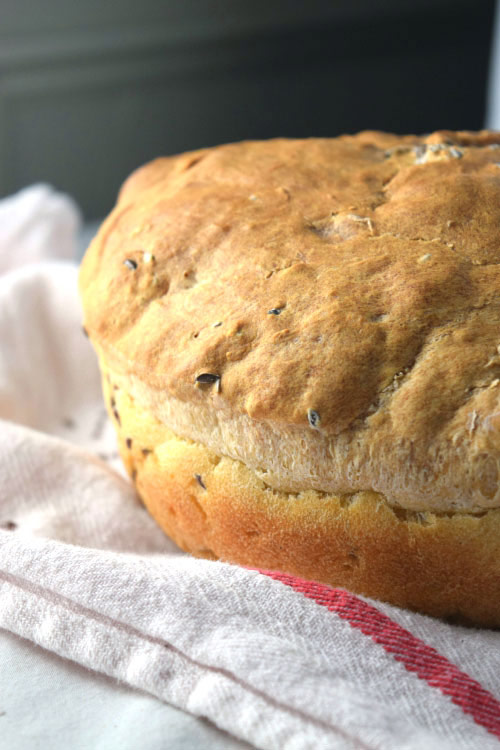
left=80, top=131, right=500, bottom=513
left=103, top=372, right=500, bottom=627
left=80, top=131, right=500, bottom=624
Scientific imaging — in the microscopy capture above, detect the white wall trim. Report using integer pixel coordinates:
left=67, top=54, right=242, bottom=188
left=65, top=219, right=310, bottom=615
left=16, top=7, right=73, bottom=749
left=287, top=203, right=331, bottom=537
left=486, top=0, right=500, bottom=129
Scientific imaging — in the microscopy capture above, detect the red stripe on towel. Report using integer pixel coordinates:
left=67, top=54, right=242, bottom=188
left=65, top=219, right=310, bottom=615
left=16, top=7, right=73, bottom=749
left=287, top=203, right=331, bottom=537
left=259, top=570, right=500, bottom=740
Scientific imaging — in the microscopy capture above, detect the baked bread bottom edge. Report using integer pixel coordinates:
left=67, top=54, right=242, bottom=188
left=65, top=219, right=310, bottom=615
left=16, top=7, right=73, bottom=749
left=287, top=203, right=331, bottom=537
left=102, top=370, right=500, bottom=628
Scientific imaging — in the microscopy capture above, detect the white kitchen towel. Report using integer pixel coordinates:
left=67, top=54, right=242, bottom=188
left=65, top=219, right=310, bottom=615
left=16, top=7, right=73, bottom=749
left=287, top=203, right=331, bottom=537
left=0, top=184, right=80, bottom=275
left=0, top=185, right=500, bottom=750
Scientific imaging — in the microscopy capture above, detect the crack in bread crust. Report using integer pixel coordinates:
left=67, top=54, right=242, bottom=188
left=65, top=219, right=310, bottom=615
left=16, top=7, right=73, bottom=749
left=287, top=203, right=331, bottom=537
left=100, top=357, right=500, bottom=514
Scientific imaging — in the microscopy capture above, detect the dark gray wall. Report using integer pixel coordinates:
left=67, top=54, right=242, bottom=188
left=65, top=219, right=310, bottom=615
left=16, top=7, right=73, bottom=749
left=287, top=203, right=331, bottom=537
left=0, top=0, right=495, bottom=218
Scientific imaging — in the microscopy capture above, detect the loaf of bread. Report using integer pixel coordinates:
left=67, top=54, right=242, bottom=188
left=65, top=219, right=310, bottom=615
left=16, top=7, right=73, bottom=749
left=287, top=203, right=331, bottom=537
left=79, top=130, right=500, bottom=626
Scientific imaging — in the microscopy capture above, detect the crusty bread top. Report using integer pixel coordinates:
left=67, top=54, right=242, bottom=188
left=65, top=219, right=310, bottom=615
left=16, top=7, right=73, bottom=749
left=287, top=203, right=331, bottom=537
left=79, top=130, right=500, bottom=512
